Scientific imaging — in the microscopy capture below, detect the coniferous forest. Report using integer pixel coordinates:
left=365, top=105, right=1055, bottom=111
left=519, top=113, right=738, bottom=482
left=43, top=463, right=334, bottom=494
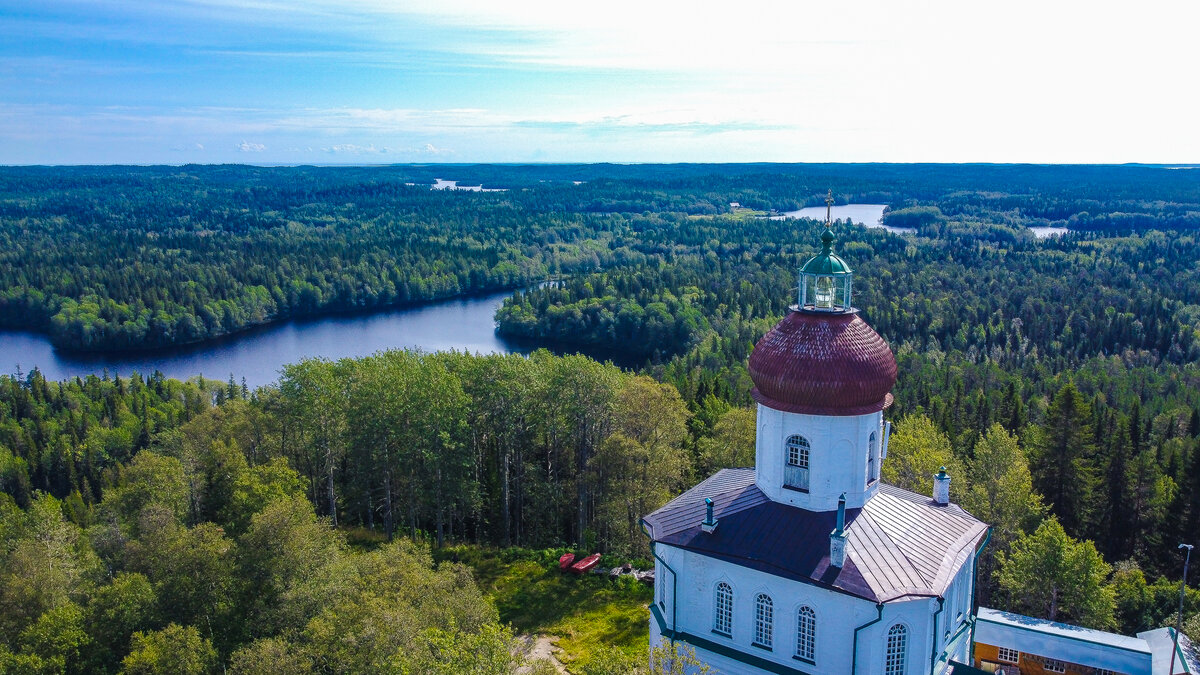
left=2, top=163, right=1200, bottom=673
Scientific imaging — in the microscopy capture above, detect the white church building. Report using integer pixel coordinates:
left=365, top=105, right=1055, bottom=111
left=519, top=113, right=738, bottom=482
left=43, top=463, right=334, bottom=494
left=643, top=220, right=989, bottom=675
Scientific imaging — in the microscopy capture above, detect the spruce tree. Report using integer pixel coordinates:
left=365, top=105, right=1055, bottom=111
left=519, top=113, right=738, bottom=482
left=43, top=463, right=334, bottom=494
left=1102, top=419, right=1134, bottom=561
left=1034, top=383, right=1097, bottom=536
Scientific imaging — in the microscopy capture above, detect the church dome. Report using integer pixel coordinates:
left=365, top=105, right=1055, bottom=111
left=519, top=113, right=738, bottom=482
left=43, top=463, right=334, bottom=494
left=800, top=229, right=852, bottom=276
left=752, top=192, right=896, bottom=415
left=749, top=308, right=896, bottom=416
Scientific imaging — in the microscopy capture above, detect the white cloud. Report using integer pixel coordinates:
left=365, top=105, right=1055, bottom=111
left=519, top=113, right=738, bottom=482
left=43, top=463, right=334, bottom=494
left=237, top=141, right=265, bottom=152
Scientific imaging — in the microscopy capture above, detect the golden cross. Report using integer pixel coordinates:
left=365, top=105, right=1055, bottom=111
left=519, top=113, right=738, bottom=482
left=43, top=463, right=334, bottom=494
left=825, top=189, right=834, bottom=224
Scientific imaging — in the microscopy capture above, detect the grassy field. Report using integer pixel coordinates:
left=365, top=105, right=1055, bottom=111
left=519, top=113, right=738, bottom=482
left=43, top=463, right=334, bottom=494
left=437, top=546, right=653, bottom=673
left=687, top=207, right=769, bottom=221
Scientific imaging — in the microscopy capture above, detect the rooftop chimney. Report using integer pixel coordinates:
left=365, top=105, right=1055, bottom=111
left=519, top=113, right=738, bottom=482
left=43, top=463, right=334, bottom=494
left=933, top=467, right=951, bottom=505
left=830, top=493, right=847, bottom=567
left=701, top=497, right=718, bottom=533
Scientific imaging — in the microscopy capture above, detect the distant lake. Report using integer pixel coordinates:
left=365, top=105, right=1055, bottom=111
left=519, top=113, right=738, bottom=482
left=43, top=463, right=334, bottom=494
left=1029, top=226, right=1070, bottom=238
left=0, top=291, right=526, bottom=388
left=770, top=204, right=915, bottom=235
left=431, top=179, right=506, bottom=192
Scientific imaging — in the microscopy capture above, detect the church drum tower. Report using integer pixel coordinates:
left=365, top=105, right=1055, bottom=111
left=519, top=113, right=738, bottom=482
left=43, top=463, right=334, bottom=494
left=642, top=205, right=988, bottom=675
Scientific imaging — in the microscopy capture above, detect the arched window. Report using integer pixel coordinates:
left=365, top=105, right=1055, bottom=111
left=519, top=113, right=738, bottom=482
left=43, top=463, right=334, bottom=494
left=867, top=431, right=879, bottom=484
left=713, top=583, right=733, bottom=636
left=796, top=606, right=816, bottom=661
left=785, top=435, right=810, bottom=491
left=754, top=594, right=773, bottom=649
left=885, top=624, right=908, bottom=675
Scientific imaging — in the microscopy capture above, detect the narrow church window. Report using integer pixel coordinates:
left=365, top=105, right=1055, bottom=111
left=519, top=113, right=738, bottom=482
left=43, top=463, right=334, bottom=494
left=885, top=624, right=907, bottom=675
left=868, top=432, right=879, bottom=484
left=754, top=594, right=773, bottom=649
left=713, top=583, right=733, bottom=636
left=795, top=606, right=816, bottom=662
left=785, top=435, right=810, bottom=491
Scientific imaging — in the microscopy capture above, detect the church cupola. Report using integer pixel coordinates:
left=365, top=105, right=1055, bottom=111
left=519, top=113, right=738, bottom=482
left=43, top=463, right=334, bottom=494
left=748, top=212, right=896, bottom=417
left=799, top=193, right=854, bottom=312
left=748, top=196, right=897, bottom=511
left=799, top=228, right=853, bottom=311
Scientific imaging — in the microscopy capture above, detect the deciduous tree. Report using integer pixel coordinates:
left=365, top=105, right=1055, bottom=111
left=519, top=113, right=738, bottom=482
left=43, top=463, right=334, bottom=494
left=997, top=518, right=1115, bottom=629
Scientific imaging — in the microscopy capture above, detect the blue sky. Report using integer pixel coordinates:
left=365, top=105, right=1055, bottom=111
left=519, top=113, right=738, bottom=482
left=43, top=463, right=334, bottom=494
left=2, top=0, right=1197, bottom=164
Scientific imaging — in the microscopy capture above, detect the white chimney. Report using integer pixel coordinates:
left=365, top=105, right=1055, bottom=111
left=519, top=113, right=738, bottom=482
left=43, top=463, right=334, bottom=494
left=933, top=467, right=951, bottom=505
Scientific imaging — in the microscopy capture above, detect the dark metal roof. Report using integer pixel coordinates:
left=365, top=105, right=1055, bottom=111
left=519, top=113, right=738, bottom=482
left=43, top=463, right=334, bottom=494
left=643, top=470, right=988, bottom=603
left=748, top=309, right=897, bottom=416
left=641, top=469, right=768, bottom=540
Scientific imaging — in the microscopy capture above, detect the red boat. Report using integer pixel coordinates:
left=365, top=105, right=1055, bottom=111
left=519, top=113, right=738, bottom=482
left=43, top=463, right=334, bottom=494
left=558, top=553, right=575, bottom=570
left=569, top=553, right=602, bottom=574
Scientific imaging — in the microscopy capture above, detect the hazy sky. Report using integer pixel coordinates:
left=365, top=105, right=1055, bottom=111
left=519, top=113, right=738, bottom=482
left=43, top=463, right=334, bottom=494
left=2, top=0, right=1197, bottom=164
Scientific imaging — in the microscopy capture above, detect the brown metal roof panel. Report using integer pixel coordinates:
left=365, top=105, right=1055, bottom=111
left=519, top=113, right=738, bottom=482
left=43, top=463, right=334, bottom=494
left=848, top=511, right=927, bottom=592
left=865, top=486, right=988, bottom=596
left=846, top=513, right=903, bottom=592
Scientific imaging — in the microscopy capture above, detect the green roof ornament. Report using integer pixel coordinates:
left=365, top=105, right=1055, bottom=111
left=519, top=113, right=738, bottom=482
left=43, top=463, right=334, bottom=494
left=798, top=191, right=854, bottom=312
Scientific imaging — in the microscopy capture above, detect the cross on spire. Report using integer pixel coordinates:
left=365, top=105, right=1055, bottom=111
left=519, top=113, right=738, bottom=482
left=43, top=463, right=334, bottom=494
left=825, top=189, right=834, bottom=225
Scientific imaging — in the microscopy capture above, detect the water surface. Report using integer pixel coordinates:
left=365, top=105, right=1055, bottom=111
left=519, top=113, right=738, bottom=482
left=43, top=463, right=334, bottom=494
left=431, top=179, right=506, bottom=192
left=770, top=204, right=915, bottom=234
left=1029, top=226, right=1070, bottom=238
left=1, top=291, right=524, bottom=388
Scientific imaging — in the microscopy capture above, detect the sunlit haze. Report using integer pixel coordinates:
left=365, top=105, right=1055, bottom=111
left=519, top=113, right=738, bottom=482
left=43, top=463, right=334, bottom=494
left=2, top=0, right=1197, bottom=164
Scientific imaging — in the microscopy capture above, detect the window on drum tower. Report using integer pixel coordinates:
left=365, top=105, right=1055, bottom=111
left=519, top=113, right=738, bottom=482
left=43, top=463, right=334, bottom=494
left=785, top=435, right=810, bottom=491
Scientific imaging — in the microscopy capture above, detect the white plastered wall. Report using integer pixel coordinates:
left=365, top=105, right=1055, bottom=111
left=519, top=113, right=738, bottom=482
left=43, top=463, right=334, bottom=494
left=654, top=544, right=950, bottom=675
left=755, top=404, right=885, bottom=511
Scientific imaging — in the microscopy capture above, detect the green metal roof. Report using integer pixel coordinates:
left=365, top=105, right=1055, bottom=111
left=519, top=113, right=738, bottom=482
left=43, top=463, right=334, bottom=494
left=800, top=228, right=853, bottom=275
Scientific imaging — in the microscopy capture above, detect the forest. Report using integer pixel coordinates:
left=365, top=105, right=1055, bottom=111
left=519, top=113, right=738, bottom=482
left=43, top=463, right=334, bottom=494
left=2, top=163, right=1200, bottom=672
left=2, top=347, right=1199, bottom=672
left=3, top=164, right=1200, bottom=350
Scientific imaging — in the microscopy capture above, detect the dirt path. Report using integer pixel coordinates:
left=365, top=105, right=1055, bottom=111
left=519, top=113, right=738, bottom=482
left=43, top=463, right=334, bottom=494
left=517, top=634, right=568, bottom=674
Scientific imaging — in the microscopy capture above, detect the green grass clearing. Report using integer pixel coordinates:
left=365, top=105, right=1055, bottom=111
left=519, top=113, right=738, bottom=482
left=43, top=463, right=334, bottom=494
left=438, top=546, right=652, bottom=673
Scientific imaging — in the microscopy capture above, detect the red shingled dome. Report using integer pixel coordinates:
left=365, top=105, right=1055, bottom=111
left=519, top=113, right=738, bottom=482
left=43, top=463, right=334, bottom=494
left=749, top=309, right=896, bottom=416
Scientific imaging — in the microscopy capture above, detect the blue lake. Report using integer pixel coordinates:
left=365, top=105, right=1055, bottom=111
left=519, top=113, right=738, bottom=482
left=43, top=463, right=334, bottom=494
left=0, top=290, right=525, bottom=388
